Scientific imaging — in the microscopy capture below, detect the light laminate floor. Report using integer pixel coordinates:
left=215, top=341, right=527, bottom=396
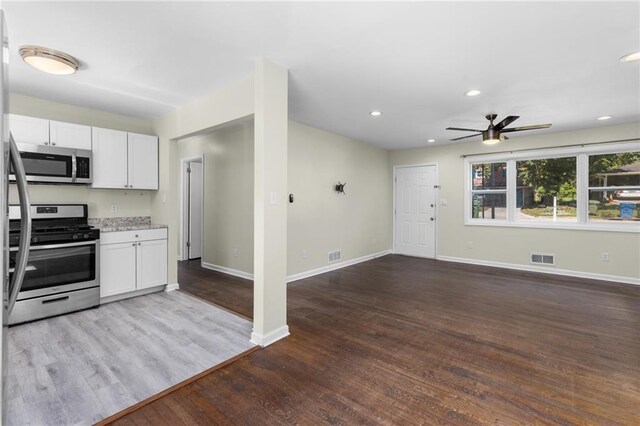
left=6, top=290, right=255, bottom=425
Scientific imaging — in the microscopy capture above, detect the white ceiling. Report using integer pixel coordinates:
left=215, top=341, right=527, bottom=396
left=3, top=1, right=639, bottom=149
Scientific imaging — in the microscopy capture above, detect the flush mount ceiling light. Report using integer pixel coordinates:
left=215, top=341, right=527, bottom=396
left=369, top=110, right=382, bottom=117
left=427, top=139, right=436, bottom=143
left=620, top=52, right=640, bottom=63
left=465, top=89, right=481, bottom=97
left=597, top=115, right=612, bottom=121
left=19, top=45, right=79, bottom=75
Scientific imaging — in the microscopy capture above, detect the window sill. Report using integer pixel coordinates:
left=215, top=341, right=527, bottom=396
left=464, top=219, right=640, bottom=233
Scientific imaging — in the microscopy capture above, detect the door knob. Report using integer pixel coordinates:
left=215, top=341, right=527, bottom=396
left=430, top=203, right=435, bottom=207
left=430, top=217, right=435, bottom=221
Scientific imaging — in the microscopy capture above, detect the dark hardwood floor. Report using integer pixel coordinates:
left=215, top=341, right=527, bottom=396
left=111, top=256, right=640, bottom=425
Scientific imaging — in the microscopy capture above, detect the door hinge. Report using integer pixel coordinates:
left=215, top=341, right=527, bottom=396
left=186, top=241, right=191, bottom=247
left=187, top=168, right=192, bottom=173
left=433, top=185, right=441, bottom=189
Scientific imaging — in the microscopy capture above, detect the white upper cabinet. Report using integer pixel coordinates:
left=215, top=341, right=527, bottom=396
left=92, top=127, right=128, bottom=189
left=9, top=114, right=49, bottom=145
left=91, top=128, right=158, bottom=190
left=10, top=114, right=91, bottom=149
left=128, top=132, right=159, bottom=190
left=49, top=120, right=92, bottom=150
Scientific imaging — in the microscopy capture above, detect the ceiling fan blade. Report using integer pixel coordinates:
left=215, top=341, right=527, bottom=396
left=451, top=133, right=481, bottom=141
left=501, top=123, right=552, bottom=133
left=446, top=127, right=484, bottom=132
left=493, top=115, right=520, bottom=131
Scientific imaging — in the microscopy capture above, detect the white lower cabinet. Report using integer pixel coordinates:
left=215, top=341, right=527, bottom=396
left=100, top=228, right=168, bottom=299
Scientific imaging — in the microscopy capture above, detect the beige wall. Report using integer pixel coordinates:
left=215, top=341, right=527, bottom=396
left=177, top=123, right=254, bottom=273
left=178, top=119, right=393, bottom=277
left=288, top=121, right=392, bottom=275
left=390, top=122, right=640, bottom=282
left=8, top=93, right=154, bottom=218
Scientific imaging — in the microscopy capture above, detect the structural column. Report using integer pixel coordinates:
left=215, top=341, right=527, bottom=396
left=252, top=58, right=289, bottom=346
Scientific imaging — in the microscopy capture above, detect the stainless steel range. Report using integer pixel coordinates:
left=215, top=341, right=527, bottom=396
left=8, top=204, right=100, bottom=325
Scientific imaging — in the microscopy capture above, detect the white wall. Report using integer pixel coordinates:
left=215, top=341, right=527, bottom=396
left=390, top=123, right=640, bottom=283
left=8, top=93, right=154, bottom=218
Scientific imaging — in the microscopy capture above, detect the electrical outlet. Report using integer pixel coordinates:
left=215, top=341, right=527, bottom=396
left=233, top=248, right=239, bottom=258
left=302, top=249, right=308, bottom=259
left=110, top=204, right=118, bottom=213
left=467, top=241, right=473, bottom=249
left=601, top=252, right=609, bottom=262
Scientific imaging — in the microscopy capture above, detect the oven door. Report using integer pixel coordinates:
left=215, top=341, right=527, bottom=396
left=9, top=240, right=99, bottom=300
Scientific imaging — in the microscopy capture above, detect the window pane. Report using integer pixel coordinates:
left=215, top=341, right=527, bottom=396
left=516, top=157, right=577, bottom=221
left=472, top=162, right=507, bottom=190
left=589, top=152, right=640, bottom=187
left=471, top=193, right=506, bottom=219
left=588, top=189, right=640, bottom=221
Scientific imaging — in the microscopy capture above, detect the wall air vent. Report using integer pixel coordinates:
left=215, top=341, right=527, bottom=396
left=328, top=250, right=341, bottom=264
left=530, top=253, right=555, bottom=266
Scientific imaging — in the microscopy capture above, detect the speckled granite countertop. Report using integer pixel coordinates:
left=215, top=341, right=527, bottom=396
left=89, top=216, right=168, bottom=233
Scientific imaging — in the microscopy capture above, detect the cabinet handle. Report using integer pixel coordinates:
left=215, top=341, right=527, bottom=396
left=132, top=243, right=136, bottom=246
left=51, top=142, right=56, bottom=146
left=44, top=141, right=49, bottom=145
left=138, top=242, right=141, bottom=246
left=124, top=185, right=128, bottom=188
left=135, top=234, right=139, bottom=238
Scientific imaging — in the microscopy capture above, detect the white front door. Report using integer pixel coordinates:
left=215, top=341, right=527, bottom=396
left=394, top=165, right=437, bottom=258
left=188, top=161, right=203, bottom=259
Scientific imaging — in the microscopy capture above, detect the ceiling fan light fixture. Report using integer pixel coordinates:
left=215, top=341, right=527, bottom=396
left=620, top=52, right=640, bottom=63
left=19, top=45, right=79, bottom=75
left=465, top=89, right=481, bottom=97
left=427, top=139, right=435, bottom=143
left=482, top=138, right=501, bottom=145
left=369, top=110, right=382, bottom=117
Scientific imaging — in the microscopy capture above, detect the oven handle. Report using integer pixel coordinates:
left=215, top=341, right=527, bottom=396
left=8, top=132, right=32, bottom=315
left=9, top=240, right=97, bottom=252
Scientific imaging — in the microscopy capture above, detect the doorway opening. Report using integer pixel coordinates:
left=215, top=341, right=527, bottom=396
left=393, top=164, right=438, bottom=258
left=181, top=156, right=204, bottom=261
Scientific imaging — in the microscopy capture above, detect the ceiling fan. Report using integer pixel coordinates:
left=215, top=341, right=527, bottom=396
left=446, top=114, right=551, bottom=145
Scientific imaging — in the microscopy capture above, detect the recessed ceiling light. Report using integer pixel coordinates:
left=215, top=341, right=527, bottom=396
left=597, top=115, right=612, bottom=121
left=19, top=45, right=79, bottom=75
left=465, top=89, right=481, bottom=97
left=369, top=110, right=382, bottom=117
left=427, top=139, right=436, bottom=143
left=620, top=52, right=640, bottom=63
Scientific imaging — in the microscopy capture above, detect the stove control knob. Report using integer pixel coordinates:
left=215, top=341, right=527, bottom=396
left=31, top=237, right=38, bottom=244
left=83, top=233, right=90, bottom=239
left=72, top=234, right=79, bottom=240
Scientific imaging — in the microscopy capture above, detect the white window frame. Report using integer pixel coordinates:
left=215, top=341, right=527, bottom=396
left=464, top=140, right=640, bottom=233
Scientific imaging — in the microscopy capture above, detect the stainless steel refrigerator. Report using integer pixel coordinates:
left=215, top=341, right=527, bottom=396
left=1, top=9, right=32, bottom=423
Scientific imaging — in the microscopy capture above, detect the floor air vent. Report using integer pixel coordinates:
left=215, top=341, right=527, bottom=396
left=531, top=253, right=555, bottom=266
left=328, top=250, right=341, bottom=263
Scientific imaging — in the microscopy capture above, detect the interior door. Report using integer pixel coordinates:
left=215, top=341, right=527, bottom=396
left=394, top=165, right=437, bottom=258
left=188, top=161, right=203, bottom=259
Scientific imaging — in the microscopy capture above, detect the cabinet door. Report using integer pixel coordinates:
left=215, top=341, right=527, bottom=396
left=49, top=120, right=92, bottom=150
left=128, top=132, right=158, bottom=190
left=136, top=239, right=167, bottom=290
left=92, top=127, right=128, bottom=189
left=100, top=242, right=137, bottom=298
left=9, top=114, right=49, bottom=145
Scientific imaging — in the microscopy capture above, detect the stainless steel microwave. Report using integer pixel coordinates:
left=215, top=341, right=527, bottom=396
left=10, top=143, right=92, bottom=184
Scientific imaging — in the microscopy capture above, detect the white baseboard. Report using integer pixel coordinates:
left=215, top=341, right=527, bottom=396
left=200, top=250, right=392, bottom=284
left=250, top=325, right=290, bottom=347
left=287, top=250, right=392, bottom=283
left=100, top=285, right=165, bottom=304
left=164, top=283, right=180, bottom=292
left=201, top=261, right=254, bottom=280
left=437, top=255, right=640, bottom=286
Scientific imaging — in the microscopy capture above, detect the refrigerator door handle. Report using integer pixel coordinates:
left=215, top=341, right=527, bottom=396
left=8, top=133, right=31, bottom=314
